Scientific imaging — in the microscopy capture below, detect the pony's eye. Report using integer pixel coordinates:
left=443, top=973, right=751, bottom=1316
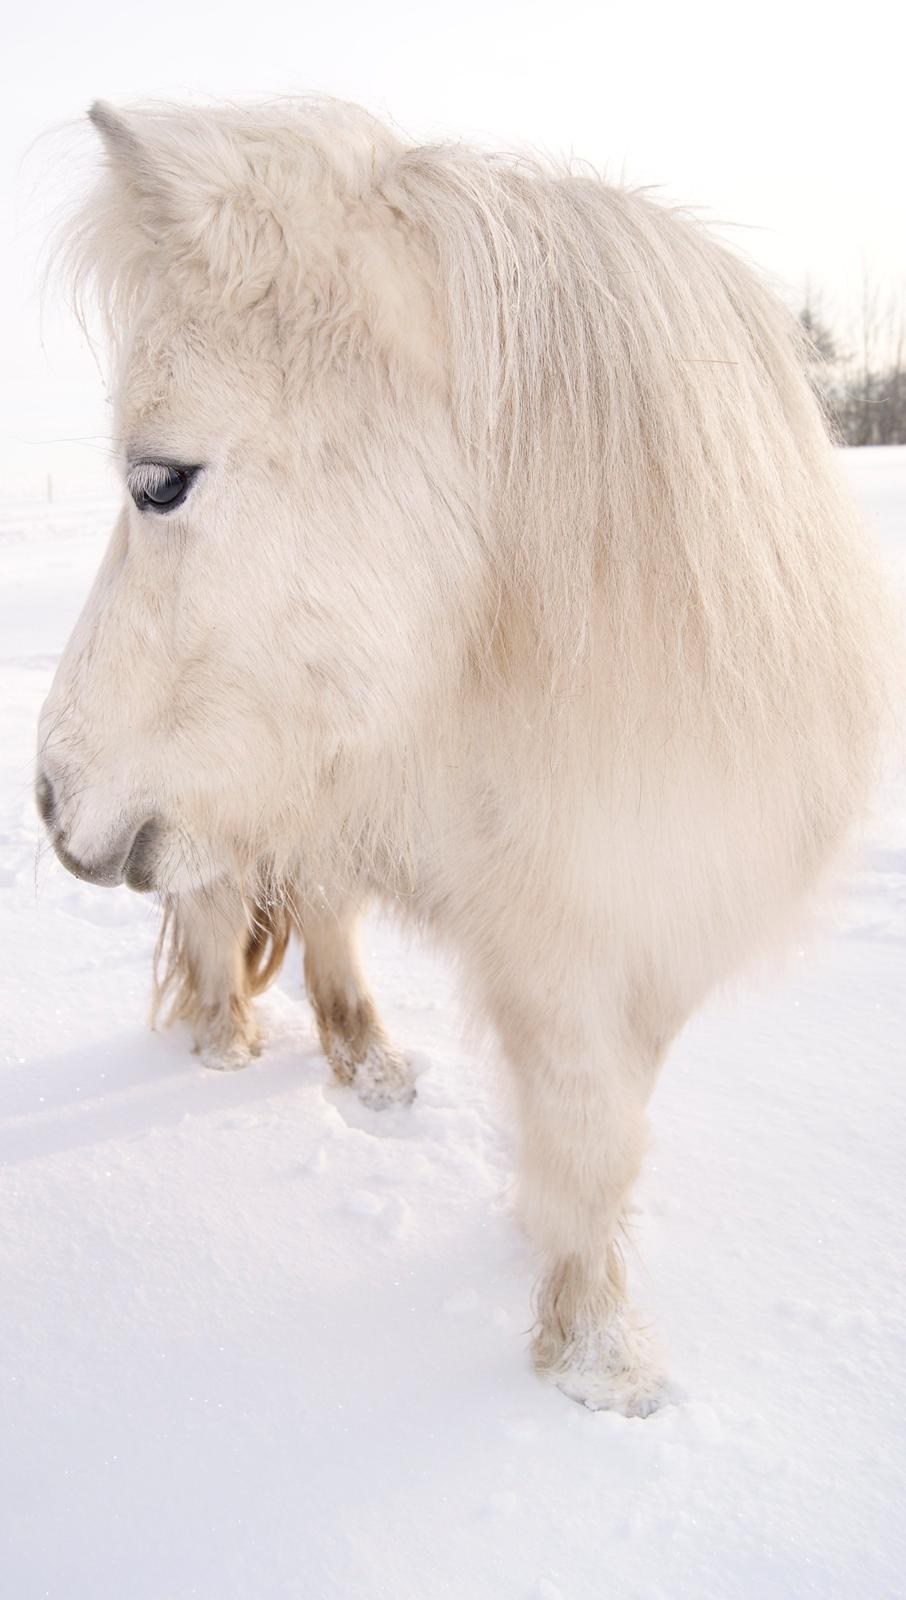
left=128, top=462, right=199, bottom=514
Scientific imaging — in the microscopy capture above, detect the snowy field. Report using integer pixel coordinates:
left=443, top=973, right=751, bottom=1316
left=2, top=450, right=905, bottom=1600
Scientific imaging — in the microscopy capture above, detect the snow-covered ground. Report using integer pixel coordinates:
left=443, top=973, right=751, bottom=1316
left=2, top=451, right=904, bottom=1600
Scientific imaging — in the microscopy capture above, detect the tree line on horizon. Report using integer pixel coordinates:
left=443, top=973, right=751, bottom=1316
left=800, top=280, right=906, bottom=447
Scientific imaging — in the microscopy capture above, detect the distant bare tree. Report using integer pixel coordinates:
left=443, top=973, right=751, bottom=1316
left=798, top=284, right=840, bottom=431
left=800, top=284, right=838, bottom=364
left=799, top=275, right=906, bottom=446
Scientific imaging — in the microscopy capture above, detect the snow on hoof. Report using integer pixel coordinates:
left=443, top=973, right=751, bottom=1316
left=533, top=1311, right=668, bottom=1417
left=195, top=1017, right=262, bottom=1072
left=351, top=1046, right=417, bottom=1110
left=197, top=1039, right=257, bottom=1072
left=323, top=1025, right=417, bottom=1109
left=548, top=1360, right=669, bottom=1417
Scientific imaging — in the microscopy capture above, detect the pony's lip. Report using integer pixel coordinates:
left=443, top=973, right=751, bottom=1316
left=50, top=833, right=129, bottom=887
left=48, top=817, right=160, bottom=892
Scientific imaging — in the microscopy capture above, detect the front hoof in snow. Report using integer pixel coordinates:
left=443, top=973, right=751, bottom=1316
left=198, top=1041, right=256, bottom=1072
left=324, top=1025, right=417, bottom=1109
left=548, top=1361, right=669, bottom=1416
left=533, top=1314, right=669, bottom=1417
left=352, top=1047, right=417, bottom=1110
left=196, top=1020, right=262, bottom=1073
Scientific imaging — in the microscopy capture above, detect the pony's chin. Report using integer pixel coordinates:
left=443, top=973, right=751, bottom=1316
left=135, top=826, right=235, bottom=900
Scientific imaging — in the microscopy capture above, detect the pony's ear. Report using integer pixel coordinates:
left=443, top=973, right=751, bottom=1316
left=86, top=100, right=175, bottom=225
left=81, top=101, right=312, bottom=305
left=89, top=101, right=139, bottom=156
left=80, top=100, right=383, bottom=308
left=87, top=101, right=153, bottom=184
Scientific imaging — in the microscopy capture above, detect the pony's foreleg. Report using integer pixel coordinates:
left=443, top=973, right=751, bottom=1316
left=301, top=902, right=415, bottom=1109
left=154, top=885, right=289, bottom=1071
left=492, top=961, right=678, bottom=1414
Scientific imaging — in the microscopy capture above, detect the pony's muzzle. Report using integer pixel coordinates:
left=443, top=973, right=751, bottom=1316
left=36, top=771, right=160, bottom=893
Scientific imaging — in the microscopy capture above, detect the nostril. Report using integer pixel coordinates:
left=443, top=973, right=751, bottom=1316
left=35, top=772, right=56, bottom=829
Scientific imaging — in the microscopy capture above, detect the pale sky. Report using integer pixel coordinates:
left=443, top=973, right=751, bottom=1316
left=3, top=0, right=904, bottom=496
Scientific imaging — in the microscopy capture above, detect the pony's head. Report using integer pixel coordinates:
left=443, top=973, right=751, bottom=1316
left=40, top=99, right=886, bottom=905
left=37, top=101, right=484, bottom=895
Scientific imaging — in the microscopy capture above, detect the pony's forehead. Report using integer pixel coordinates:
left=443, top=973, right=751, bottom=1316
left=113, top=329, right=282, bottom=461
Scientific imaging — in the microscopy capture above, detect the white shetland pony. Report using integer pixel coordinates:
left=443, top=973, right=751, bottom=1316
left=37, top=99, right=894, bottom=1413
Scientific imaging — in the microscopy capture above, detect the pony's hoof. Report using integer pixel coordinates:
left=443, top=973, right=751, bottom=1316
left=548, top=1362, right=670, bottom=1416
left=198, top=1042, right=255, bottom=1072
left=533, top=1309, right=669, bottom=1417
left=196, top=1026, right=262, bottom=1072
left=325, top=1029, right=417, bottom=1109
left=353, top=1047, right=417, bottom=1110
